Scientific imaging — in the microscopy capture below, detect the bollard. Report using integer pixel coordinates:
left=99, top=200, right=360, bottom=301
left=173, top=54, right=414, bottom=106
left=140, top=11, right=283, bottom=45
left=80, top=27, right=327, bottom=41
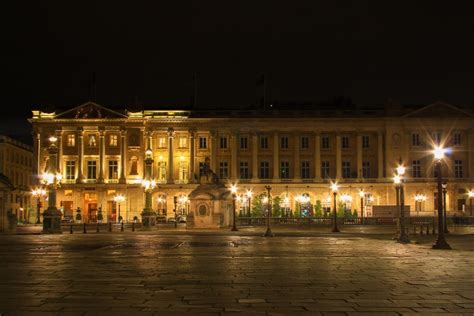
left=132, top=222, right=135, bottom=232
left=70, top=224, right=73, bottom=234
left=83, top=223, right=87, bottom=234
left=121, top=222, right=124, bottom=232
left=108, top=222, right=112, bottom=232
left=96, top=222, right=100, bottom=233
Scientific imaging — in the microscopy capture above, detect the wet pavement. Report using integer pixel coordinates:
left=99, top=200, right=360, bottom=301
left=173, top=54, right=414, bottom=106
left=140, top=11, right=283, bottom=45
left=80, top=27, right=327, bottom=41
left=1, top=227, right=474, bottom=315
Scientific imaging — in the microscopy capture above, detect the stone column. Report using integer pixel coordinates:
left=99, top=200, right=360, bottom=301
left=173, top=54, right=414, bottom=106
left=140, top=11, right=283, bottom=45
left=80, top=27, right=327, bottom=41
left=210, top=130, right=217, bottom=172
left=189, top=129, right=195, bottom=182
left=357, top=133, right=363, bottom=179
left=336, top=134, right=342, bottom=179
left=314, top=133, right=321, bottom=181
left=273, top=132, right=279, bottom=181
left=230, top=132, right=238, bottom=181
left=167, top=127, right=175, bottom=183
left=294, top=133, right=300, bottom=180
left=98, top=129, right=105, bottom=183
left=251, top=132, right=258, bottom=182
left=378, top=131, right=384, bottom=179
left=55, top=130, right=62, bottom=174
left=76, top=128, right=84, bottom=183
left=119, top=129, right=127, bottom=184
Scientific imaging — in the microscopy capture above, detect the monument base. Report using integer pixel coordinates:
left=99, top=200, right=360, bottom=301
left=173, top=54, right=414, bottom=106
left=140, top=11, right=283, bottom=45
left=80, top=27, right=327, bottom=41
left=141, top=209, right=157, bottom=227
left=42, top=207, right=62, bottom=234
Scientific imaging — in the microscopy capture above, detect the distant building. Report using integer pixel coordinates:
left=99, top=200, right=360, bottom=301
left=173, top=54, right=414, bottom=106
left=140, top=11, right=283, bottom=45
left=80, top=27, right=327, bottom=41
left=0, top=135, right=33, bottom=223
left=28, top=101, right=474, bottom=223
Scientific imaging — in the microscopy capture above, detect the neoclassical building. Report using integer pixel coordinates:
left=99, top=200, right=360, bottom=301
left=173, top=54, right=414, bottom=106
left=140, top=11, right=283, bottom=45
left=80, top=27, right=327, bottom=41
left=29, top=101, right=474, bottom=223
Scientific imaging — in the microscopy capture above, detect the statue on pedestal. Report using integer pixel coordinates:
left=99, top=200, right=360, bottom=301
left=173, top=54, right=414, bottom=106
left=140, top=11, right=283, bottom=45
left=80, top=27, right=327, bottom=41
left=200, top=157, right=219, bottom=184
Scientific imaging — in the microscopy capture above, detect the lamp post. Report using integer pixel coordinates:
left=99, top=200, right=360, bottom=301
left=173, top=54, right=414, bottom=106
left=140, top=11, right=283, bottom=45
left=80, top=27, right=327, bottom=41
left=113, top=194, right=125, bottom=223
left=468, top=191, right=474, bottom=216
left=229, top=184, right=238, bottom=231
left=141, top=147, right=157, bottom=227
left=42, top=136, right=63, bottom=233
left=173, top=196, right=177, bottom=228
left=359, top=190, right=364, bottom=224
left=331, top=182, right=340, bottom=233
left=432, top=146, right=451, bottom=249
left=394, top=162, right=409, bottom=243
left=246, top=189, right=252, bottom=217
left=442, top=182, right=448, bottom=233
left=263, top=185, right=274, bottom=237
left=31, top=188, right=47, bottom=224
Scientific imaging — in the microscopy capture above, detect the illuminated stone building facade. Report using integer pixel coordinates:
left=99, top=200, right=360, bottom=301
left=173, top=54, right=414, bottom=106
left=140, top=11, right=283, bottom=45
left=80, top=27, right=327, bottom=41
left=0, top=135, right=33, bottom=222
left=29, top=101, right=474, bottom=223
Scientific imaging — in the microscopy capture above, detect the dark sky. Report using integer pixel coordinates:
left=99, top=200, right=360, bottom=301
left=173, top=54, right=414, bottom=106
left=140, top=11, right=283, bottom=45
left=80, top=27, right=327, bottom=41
left=2, top=1, right=474, bottom=140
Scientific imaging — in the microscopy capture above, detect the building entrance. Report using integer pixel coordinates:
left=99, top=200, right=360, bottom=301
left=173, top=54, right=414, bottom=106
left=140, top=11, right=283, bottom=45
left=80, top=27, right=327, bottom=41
left=84, top=193, right=98, bottom=223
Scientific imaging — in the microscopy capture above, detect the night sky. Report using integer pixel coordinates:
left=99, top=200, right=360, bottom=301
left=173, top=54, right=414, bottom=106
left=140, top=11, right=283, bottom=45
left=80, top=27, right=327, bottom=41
left=2, top=1, right=474, bottom=142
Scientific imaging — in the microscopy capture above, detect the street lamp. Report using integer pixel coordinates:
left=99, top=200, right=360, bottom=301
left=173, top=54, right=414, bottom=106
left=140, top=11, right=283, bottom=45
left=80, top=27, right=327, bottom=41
left=31, top=188, right=47, bottom=224
left=468, top=190, right=474, bottom=216
left=432, top=146, right=451, bottom=249
left=414, top=194, right=427, bottom=216
left=141, top=146, right=157, bottom=227
left=359, top=190, right=365, bottom=224
left=229, top=184, right=238, bottom=231
left=246, top=189, right=253, bottom=217
left=393, top=163, right=409, bottom=243
left=442, top=182, right=449, bottom=233
left=331, top=182, right=340, bottom=233
left=263, top=185, right=274, bottom=237
left=42, top=135, right=63, bottom=233
left=113, top=194, right=125, bottom=223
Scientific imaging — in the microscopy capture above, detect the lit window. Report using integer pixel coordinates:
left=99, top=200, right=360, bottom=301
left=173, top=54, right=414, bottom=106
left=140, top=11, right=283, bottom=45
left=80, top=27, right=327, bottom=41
left=158, top=161, right=167, bottom=182
left=109, top=135, right=118, bottom=147
left=178, top=136, right=187, bottom=148
left=87, top=161, right=97, bottom=179
left=67, top=134, right=75, bottom=147
left=179, top=161, right=188, bottom=181
left=158, top=137, right=167, bottom=148
left=108, top=160, right=118, bottom=179
left=65, top=161, right=75, bottom=180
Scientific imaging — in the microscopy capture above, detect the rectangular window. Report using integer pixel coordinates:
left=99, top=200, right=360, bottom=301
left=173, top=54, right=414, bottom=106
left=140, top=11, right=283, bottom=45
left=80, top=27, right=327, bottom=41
left=362, top=135, right=370, bottom=148
left=109, top=135, right=118, bottom=147
left=412, top=160, right=421, bottom=178
left=362, top=161, right=370, bottom=178
left=219, top=161, right=228, bottom=179
left=280, top=136, right=289, bottom=149
left=321, top=161, right=330, bottom=178
left=199, top=162, right=205, bottom=177
left=199, top=137, right=207, bottom=149
left=280, top=161, right=290, bottom=179
left=158, top=161, right=167, bottom=181
left=158, top=137, right=167, bottom=148
left=239, top=161, right=249, bottom=179
left=412, top=133, right=420, bottom=146
left=87, top=161, right=97, bottom=180
left=301, top=136, right=309, bottom=149
left=67, top=134, right=75, bottom=147
left=342, top=161, right=351, bottom=178
left=260, top=161, right=269, bottom=179
left=178, top=136, right=187, bottom=148
left=220, top=137, right=228, bottom=149
left=455, top=160, right=463, bottom=178
left=178, top=161, right=188, bottom=181
left=454, top=133, right=462, bottom=145
left=321, top=136, right=330, bottom=149
left=301, top=161, right=310, bottom=179
left=108, top=160, right=118, bottom=179
left=342, top=136, right=349, bottom=149
left=240, top=136, right=248, bottom=149
left=65, top=161, right=75, bottom=180
left=260, top=136, right=268, bottom=149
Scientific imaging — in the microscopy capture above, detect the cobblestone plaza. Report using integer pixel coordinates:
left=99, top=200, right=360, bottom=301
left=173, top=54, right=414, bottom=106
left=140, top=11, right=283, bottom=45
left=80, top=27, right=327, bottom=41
left=1, top=227, right=474, bottom=315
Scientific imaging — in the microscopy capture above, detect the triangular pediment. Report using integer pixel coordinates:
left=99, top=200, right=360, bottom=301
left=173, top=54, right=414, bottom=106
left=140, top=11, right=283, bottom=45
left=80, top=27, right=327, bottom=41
left=55, top=102, right=127, bottom=119
left=403, top=101, right=473, bottom=118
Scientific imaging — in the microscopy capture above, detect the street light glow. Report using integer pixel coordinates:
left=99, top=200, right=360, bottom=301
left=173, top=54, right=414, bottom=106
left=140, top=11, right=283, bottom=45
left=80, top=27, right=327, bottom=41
left=468, top=191, right=474, bottom=198
left=393, top=175, right=401, bottom=184
left=359, top=190, right=365, bottom=198
left=433, top=146, right=446, bottom=160
left=396, top=165, right=406, bottom=176
left=113, top=194, right=125, bottom=203
left=245, top=189, right=253, bottom=198
left=48, top=136, right=58, bottom=143
left=330, top=182, right=338, bottom=192
left=230, top=184, right=238, bottom=194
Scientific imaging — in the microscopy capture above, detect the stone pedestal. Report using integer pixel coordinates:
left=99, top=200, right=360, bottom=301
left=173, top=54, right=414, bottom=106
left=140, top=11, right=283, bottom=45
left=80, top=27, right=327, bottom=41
left=141, top=210, right=157, bottom=227
left=42, top=207, right=62, bottom=234
left=187, top=184, right=232, bottom=229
